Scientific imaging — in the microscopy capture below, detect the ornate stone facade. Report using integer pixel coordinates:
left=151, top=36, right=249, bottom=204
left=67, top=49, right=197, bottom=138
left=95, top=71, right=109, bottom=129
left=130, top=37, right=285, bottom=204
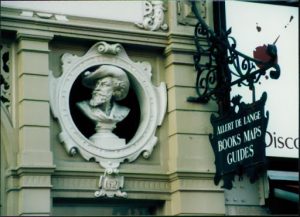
left=136, top=0, right=168, bottom=31
left=50, top=41, right=167, bottom=172
left=1, top=1, right=278, bottom=216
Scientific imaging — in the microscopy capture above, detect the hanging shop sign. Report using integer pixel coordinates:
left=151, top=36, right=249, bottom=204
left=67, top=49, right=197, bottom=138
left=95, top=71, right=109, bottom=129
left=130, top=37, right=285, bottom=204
left=209, top=93, right=268, bottom=189
left=187, top=1, right=282, bottom=189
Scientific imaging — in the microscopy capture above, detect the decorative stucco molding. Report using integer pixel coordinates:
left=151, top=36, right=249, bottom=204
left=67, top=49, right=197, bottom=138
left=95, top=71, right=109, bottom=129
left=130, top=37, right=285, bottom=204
left=135, top=0, right=168, bottom=31
left=51, top=173, right=171, bottom=195
left=95, top=168, right=127, bottom=198
left=19, top=175, right=52, bottom=188
left=50, top=41, right=167, bottom=182
left=97, top=41, right=122, bottom=55
left=20, top=10, right=68, bottom=21
left=0, top=44, right=11, bottom=113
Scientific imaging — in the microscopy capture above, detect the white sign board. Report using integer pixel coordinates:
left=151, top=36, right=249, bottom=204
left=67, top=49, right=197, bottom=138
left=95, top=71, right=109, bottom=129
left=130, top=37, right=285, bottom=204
left=225, top=1, right=299, bottom=158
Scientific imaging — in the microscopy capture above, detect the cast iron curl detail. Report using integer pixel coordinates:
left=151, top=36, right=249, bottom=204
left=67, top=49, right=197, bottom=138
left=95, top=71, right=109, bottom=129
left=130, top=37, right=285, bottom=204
left=187, top=1, right=280, bottom=106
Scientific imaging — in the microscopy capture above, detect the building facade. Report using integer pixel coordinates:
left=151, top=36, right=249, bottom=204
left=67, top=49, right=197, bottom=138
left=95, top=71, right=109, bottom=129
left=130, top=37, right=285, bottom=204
left=0, top=1, right=298, bottom=216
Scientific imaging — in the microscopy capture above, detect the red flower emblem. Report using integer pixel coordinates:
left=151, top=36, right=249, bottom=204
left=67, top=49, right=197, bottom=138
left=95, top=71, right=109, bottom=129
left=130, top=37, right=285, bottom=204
left=253, top=44, right=278, bottom=68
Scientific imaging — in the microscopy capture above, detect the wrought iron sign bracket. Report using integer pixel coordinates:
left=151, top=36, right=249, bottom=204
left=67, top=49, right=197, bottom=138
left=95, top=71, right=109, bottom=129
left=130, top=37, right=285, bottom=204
left=187, top=1, right=281, bottom=189
left=187, top=1, right=280, bottom=114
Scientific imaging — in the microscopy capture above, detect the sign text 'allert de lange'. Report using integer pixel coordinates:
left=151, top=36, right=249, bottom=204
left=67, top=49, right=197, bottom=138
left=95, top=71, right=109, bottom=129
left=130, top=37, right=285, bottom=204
left=209, top=92, right=269, bottom=189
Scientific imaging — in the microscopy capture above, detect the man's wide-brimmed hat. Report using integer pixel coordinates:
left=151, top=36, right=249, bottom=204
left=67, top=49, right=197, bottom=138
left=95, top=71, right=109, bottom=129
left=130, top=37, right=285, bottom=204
left=82, top=65, right=130, bottom=100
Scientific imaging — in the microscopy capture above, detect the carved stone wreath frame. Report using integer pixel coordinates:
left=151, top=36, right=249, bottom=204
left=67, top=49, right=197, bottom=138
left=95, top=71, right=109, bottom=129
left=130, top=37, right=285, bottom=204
left=50, top=41, right=167, bottom=172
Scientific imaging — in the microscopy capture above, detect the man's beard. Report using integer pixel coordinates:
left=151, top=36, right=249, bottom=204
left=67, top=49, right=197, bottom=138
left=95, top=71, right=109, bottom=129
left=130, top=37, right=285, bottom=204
left=89, top=93, right=109, bottom=107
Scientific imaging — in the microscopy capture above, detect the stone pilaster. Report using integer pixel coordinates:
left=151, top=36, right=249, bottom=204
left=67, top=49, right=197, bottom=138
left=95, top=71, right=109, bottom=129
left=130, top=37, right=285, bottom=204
left=16, top=30, right=55, bottom=216
left=164, top=2, right=225, bottom=213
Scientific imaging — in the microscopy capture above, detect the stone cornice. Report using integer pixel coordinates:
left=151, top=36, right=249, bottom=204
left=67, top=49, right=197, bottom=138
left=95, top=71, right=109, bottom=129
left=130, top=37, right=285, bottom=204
left=10, top=165, right=56, bottom=176
left=50, top=169, right=222, bottom=200
left=5, top=166, right=56, bottom=191
left=53, top=167, right=168, bottom=179
left=51, top=170, right=171, bottom=200
left=16, top=30, right=54, bottom=42
left=164, top=33, right=209, bottom=56
left=1, top=7, right=205, bottom=50
left=168, top=171, right=224, bottom=194
left=168, top=170, right=216, bottom=181
left=6, top=166, right=220, bottom=198
left=1, top=8, right=168, bottom=48
left=1, top=7, right=212, bottom=57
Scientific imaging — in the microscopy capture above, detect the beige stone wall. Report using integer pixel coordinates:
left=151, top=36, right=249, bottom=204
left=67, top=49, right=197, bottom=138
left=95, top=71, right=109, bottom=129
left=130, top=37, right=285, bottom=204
left=0, top=1, right=246, bottom=216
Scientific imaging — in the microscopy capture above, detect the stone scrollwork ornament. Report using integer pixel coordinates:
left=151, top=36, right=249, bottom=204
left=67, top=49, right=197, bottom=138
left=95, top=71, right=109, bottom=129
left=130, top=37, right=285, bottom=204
left=0, top=44, right=11, bottom=113
left=136, top=0, right=168, bottom=31
left=95, top=168, right=127, bottom=198
left=50, top=41, right=167, bottom=197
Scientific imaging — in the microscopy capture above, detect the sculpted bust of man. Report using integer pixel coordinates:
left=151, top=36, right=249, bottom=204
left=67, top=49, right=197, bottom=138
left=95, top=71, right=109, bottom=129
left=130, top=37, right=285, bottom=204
left=76, top=65, right=130, bottom=149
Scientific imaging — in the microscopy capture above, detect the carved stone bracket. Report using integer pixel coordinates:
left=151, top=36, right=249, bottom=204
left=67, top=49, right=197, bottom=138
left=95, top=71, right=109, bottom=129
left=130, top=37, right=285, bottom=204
left=135, top=0, right=168, bottom=31
left=177, top=0, right=206, bottom=26
left=95, top=168, right=127, bottom=198
left=0, top=43, right=11, bottom=113
left=50, top=41, right=167, bottom=192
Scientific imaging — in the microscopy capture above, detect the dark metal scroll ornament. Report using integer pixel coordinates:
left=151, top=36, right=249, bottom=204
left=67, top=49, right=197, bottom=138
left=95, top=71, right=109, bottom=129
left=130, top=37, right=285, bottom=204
left=187, top=1, right=281, bottom=189
left=187, top=1, right=280, bottom=112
